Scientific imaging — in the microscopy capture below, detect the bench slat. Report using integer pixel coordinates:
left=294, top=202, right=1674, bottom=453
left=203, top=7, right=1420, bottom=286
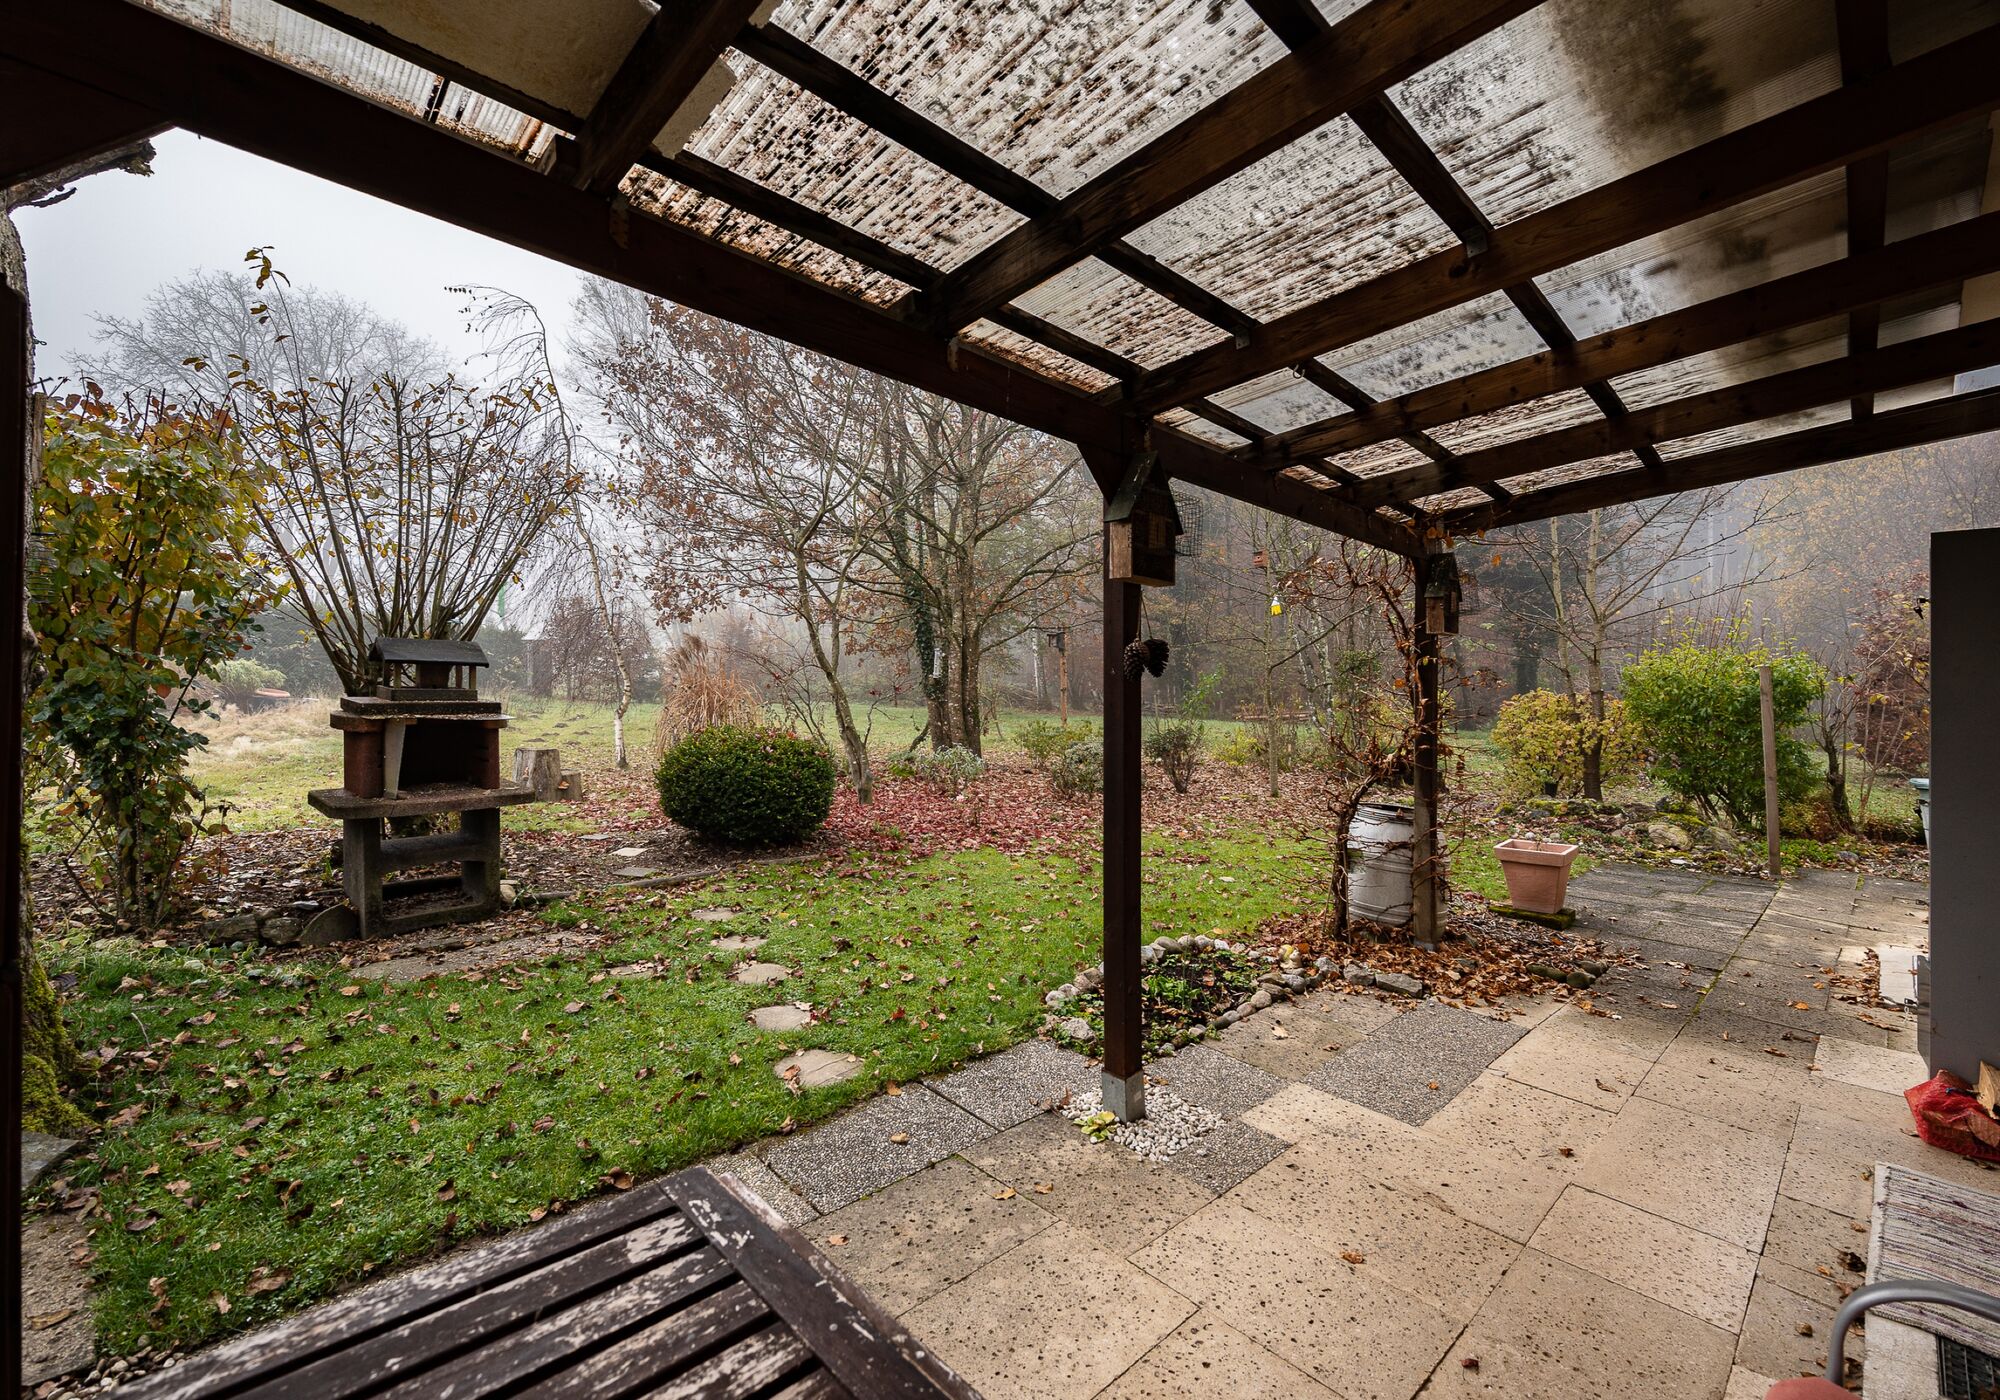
left=641, top=1319, right=816, bottom=1400
left=514, top=1278, right=772, bottom=1399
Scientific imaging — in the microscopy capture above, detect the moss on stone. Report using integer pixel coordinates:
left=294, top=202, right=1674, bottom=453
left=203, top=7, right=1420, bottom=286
left=22, top=1053, right=90, bottom=1138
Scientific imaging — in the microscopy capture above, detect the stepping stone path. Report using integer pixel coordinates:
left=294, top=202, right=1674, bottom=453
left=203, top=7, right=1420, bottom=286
left=751, top=1004, right=812, bottom=1031
left=691, top=907, right=738, bottom=922
left=710, top=934, right=766, bottom=951
left=610, top=846, right=649, bottom=858
left=731, top=962, right=792, bottom=986
left=610, top=866, right=658, bottom=880
left=608, top=962, right=661, bottom=979
left=773, top=1048, right=862, bottom=1089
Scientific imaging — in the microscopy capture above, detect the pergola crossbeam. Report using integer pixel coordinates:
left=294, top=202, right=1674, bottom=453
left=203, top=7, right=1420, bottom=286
left=1132, top=22, right=2000, bottom=413
left=1836, top=0, right=1892, bottom=419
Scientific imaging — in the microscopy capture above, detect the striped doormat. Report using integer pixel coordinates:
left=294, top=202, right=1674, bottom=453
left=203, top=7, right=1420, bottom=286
left=1871, top=1163, right=2000, bottom=1354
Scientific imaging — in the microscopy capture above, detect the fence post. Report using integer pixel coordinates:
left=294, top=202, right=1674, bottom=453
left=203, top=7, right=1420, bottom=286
left=1758, top=663, right=1782, bottom=880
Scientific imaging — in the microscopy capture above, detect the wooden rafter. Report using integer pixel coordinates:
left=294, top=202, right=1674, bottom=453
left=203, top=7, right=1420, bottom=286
left=1255, top=210, right=2000, bottom=465
left=1354, top=318, right=2000, bottom=508
left=1836, top=0, right=1892, bottom=419
left=1130, top=22, right=2000, bottom=414
left=561, top=0, right=769, bottom=195
left=908, top=0, right=1542, bottom=336
left=1440, top=385, right=2000, bottom=533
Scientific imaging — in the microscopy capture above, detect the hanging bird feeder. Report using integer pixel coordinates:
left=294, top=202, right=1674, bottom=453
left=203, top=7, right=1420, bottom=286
left=1104, top=450, right=1182, bottom=587
left=1423, top=554, right=1462, bottom=636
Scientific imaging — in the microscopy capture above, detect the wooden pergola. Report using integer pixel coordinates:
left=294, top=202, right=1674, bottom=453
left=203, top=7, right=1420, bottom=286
left=5, top=0, right=2000, bottom=1382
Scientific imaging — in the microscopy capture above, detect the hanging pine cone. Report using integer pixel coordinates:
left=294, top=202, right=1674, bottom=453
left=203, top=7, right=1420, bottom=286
left=1142, top=637, right=1170, bottom=676
left=1122, top=639, right=1149, bottom=680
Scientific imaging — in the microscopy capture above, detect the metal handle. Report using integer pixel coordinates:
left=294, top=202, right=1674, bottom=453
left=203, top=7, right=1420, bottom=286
left=1823, top=1278, right=2000, bottom=1382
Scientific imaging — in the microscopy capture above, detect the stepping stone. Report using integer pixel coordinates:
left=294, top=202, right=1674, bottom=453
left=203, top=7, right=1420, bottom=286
left=578, top=833, right=619, bottom=842
left=611, top=846, right=649, bottom=858
left=773, top=1048, right=862, bottom=1090
left=611, top=866, right=658, bottom=880
left=20, top=1132, right=78, bottom=1193
left=710, top=934, right=766, bottom=951
left=608, top=962, right=661, bottom=979
left=751, top=1004, right=812, bottom=1031
left=731, top=962, right=792, bottom=986
left=691, top=907, right=738, bottom=922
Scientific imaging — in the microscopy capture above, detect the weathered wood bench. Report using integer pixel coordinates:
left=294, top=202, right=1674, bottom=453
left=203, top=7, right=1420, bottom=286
left=119, top=1167, right=978, bottom=1399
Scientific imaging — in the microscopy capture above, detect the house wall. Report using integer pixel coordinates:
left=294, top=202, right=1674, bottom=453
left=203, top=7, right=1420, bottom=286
left=1927, top=526, right=2000, bottom=1082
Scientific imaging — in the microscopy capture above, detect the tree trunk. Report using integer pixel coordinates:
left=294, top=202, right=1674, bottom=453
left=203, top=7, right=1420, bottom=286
left=954, top=629, right=982, bottom=756
left=1823, top=733, right=1855, bottom=831
left=576, top=519, right=631, bottom=769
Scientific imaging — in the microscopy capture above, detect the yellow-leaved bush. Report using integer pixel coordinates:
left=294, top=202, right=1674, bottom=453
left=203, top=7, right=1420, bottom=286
left=1490, top=689, right=1642, bottom=799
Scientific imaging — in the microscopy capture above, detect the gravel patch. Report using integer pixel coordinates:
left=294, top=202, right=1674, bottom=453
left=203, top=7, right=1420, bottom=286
left=765, top=1082, right=992, bottom=1212
left=1068, top=1085, right=1222, bottom=1165
left=1305, top=999, right=1526, bottom=1126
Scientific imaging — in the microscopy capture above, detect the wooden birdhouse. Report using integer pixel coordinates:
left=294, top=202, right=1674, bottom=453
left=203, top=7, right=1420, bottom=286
left=368, top=636, right=489, bottom=700
left=1422, top=554, right=1462, bottom=636
left=1104, top=452, right=1182, bottom=587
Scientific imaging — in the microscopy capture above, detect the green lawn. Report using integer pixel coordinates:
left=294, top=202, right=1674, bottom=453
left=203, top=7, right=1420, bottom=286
left=52, top=826, right=1318, bottom=1353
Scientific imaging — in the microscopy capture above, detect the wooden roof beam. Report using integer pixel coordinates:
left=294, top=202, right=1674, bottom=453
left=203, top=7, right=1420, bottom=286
left=1131, top=22, right=2000, bottom=414
left=1438, top=385, right=2000, bottom=533
left=1364, top=317, right=2000, bottom=509
left=909, top=0, right=1542, bottom=337
left=1837, top=0, right=1892, bottom=418
left=562, top=0, right=771, bottom=195
left=1256, top=209, right=2000, bottom=464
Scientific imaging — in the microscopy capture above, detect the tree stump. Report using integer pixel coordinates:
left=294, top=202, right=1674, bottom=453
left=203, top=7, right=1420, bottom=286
left=558, top=769, right=587, bottom=802
left=513, top=746, right=563, bottom=801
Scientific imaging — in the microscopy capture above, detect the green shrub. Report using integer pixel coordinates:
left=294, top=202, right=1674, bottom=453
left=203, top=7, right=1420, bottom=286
left=1050, top=740, right=1103, bottom=799
left=1144, top=721, right=1204, bottom=793
left=1623, top=640, right=1824, bottom=828
left=905, top=745, right=986, bottom=796
left=1490, top=690, right=1641, bottom=798
left=655, top=725, right=836, bottom=845
left=1017, top=719, right=1095, bottom=771
left=210, top=657, right=286, bottom=706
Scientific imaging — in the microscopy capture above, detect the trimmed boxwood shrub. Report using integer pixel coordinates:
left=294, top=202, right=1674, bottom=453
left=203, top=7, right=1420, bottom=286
left=655, top=725, right=836, bottom=845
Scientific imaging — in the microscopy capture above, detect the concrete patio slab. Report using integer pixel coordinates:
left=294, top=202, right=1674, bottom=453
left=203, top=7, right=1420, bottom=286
left=1734, top=1272, right=1856, bottom=1381
left=1486, top=1016, right=1655, bottom=1107
left=1760, top=1193, right=1870, bottom=1278
left=963, top=1113, right=1212, bottom=1256
left=929, top=1039, right=1097, bottom=1130
left=905, top=1221, right=1193, bottom=1400
left=1165, top=1118, right=1287, bottom=1196
left=1527, top=1185, right=1758, bottom=1331
left=1423, top=1250, right=1737, bottom=1400
left=764, top=1081, right=990, bottom=1211
left=811, top=1156, right=1053, bottom=1315
left=1097, top=1311, right=1338, bottom=1399
left=1425, top=1072, right=1620, bottom=1174
left=713, top=1152, right=818, bottom=1225
left=1134, top=1200, right=1462, bottom=1400
left=1304, top=999, right=1524, bottom=1126
left=1295, top=986, right=1408, bottom=1034
left=1212, top=1006, right=1362, bottom=1079
left=1147, top=1042, right=1286, bottom=1117
left=1636, top=1044, right=1802, bottom=1141
left=1225, top=1138, right=1520, bottom=1320
left=1811, top=1038, right=1927, bottom=1096
left=1726, top=1366, right=1783, bottom=1400
left=1577, top=1097, right=1787, bottom=1251
left=1796, top=1075, right=1913, bottom=1134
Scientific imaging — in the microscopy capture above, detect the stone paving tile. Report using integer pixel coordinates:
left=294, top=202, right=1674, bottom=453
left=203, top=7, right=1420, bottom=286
left=764, top=1081, right=992, bottom=1212
left=1855, top=1316, right=1937, bottom=1400
left=1165, top=1118, right=1288, bottom=1197
left=1304, top=999, right=1524, bottom=1126
left=1134, top=1200, right=1462, bottom=1400
left=1715, top=958, right=1835, bottom=1008
left=1147, top=1042, right=1286, bottom=1118
left=1760, top=1193, right=1869, bottom=1278
left=1225, top=1138, right=1521, bottom=1321
left=1423, top=1249, right=1737, bottom=1400
left=963, top=1113, right=1212, bottom=1256
left=1526, top=1185, right=1757, bottom=1332
left=712, top=1152, right=819, bottom=1226
left=1724, top=1366, right=1782, bottom=1400
left=1702, top=991, right=1891, bottom=1047
left=929, top=1039, right=1097, bottom=1130
left=1754, top=1255, right=1843, bottom=1308
left=1734, top=1273, right=1855, bottom=1381
left=1295, top=987, right=1407, bottom=1034
left=1794, top=1074, right=1911, bottom=1133
left=1622, top=936, right=1733, bottom=973
left=1635, top=1046, right=1800, bottom=1142
left=1779, top=1101, right=2000, bottom=1217
left=1212, top=1006, right=1362, bottom=1079
left=1426, top=1072, right=1619, bottom=1174
left=810, top=1156, right=1052, bottom=1315
left=1485, top=1015, right=1655, bottom=1108
left=1096, top=1310, right=1338, bottom=1399
left=1810, top=1037, right=1927, bottom=1095
left=1576, top=1097, right=1787, bottom=1251
left=1674, top=1008, right=1819, bottom=1069
left=905, top=1221, right=1193, bottom=1400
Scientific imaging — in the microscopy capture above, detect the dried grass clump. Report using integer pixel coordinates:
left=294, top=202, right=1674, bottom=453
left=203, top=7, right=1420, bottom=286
left=652, top=636, right=764, bottom=757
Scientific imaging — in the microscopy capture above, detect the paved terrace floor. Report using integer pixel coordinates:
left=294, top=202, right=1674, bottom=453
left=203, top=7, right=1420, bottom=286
left=717, top=864, right=2000, bottom=1399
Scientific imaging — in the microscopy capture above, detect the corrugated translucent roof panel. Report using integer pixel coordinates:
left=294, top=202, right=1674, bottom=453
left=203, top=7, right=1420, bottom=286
left=1322, top=293, right=1545, bottom=401
left=1324, top=436, right=1435, bottom=482
left=1211, top=370, right=1350, bottom=435
left=313, top=0, right=650, bottom=118
left=1608, top=320, right=1847, bottom=411
left=1014, top=259, right=1229, bottom=370
left=682, top=57, right=1020, bottom=274
left=771, top=0, right=1288, bottom=199
left=958, top=320, right=1117, bottom=394
left=1126, top=114, right=1456, bottom=323
left=1653, top=404, right=1850, bottom=460
left=1424, top=388, right=1603, bottom=456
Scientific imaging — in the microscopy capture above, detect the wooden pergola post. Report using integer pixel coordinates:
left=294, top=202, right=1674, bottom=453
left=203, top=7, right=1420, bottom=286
left=1100, top=539, right=1145, bottom=1120
left=1410, top=548, right=1445, bottom=946
left=1, top=277, right=29, bottom=1400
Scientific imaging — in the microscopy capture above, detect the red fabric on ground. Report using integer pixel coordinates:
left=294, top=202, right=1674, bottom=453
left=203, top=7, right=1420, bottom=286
left=1763, top=1378, right=1849, bottom=1400
left=1905, top=1069, right=2000, bottom=1163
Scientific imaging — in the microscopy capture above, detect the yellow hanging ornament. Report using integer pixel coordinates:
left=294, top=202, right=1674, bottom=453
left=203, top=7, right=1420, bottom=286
left=1269, top=594, right=1283, bottom=617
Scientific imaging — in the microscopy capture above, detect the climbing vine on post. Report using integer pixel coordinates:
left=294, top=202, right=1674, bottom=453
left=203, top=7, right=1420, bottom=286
left=29, top=390, right=278, bottom=928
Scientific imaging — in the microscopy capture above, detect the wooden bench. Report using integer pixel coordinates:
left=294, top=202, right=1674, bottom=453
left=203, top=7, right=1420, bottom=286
left=119, top=1167, right=979, bottom=1400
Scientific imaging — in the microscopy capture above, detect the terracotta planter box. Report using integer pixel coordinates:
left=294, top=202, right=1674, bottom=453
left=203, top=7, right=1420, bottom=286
left=1495, top=838, right=1581, bottom=915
